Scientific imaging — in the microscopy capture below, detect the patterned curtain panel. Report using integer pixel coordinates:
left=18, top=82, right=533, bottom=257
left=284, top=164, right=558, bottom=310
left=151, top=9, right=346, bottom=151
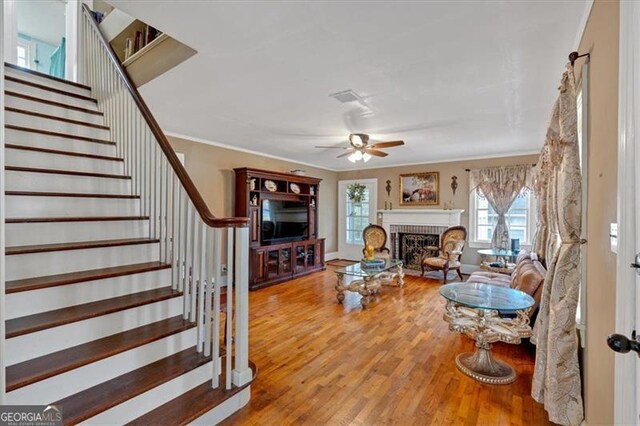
left=531, top=66, right=584, bottom=426
left=469, top=164, right=531, bottom=250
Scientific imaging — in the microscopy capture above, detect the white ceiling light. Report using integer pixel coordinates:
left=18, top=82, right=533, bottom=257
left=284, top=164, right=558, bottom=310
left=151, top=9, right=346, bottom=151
left=362, top=152, right=372, bottom=162
left=349, top=134, right=365, bottom=148
left=348, top=152, right=358, bottom=163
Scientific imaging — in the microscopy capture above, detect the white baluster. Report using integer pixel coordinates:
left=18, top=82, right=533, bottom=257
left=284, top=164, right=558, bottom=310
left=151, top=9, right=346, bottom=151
left=232, top=226, right=251, bottom=386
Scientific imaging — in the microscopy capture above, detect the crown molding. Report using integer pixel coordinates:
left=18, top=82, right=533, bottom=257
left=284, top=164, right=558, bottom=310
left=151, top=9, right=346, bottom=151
left=162, top=130, right=339, bottom=172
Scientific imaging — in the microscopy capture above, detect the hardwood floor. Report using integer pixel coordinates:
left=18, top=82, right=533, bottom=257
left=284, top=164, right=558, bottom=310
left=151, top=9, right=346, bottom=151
left=223, top=267, right=551, bottom=425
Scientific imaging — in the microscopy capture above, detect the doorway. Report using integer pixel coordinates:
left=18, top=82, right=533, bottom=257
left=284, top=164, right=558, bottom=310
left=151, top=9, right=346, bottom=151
left=338, top=179, right=378, bottom=260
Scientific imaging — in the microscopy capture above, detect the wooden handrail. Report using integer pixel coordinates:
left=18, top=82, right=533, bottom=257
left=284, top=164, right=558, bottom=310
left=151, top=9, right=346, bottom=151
left=81, top=5, right=248, bottom=228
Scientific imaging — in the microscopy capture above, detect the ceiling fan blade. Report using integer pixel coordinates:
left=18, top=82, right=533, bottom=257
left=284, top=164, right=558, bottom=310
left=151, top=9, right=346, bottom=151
left=315, top=145, right=349, bottom=149
left=366, top=149, right=388, bottom=158
left=369, top=140, right=405, bottom=149
left=337, top=149, right=355, bottom=158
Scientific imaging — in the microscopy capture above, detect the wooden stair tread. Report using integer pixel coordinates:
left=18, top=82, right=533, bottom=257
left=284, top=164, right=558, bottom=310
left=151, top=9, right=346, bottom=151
left=5, top=144, right=121, bottom=161
left=6, top=166, right=130, bottom=180
left=5, top=125, right=115, bottom=145
left=126, top=361, right=257, bottom=426
left=6, top=237, right=159, bottom=255
left=6, top=216, right=149, bottom=224
left=5, top=75, right=97, bottom=103
left=5, top=90, right=103, bottom=116
left=6, top=316, right=194, bottom=392
left=6, top=287, right=180, bottom=338
left=54, top=347, right=211, bottom=425
left=5, top=62, right=92, bottom=90
left=5, top=107, right=110, bottom=130
left=6, top=191, right=139, bottom=199
left=6, top=261, right=171, bottom=294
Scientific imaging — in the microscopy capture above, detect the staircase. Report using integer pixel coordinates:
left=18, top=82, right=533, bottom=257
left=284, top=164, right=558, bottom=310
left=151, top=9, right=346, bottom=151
left=1, top=7, right=252, bottom=425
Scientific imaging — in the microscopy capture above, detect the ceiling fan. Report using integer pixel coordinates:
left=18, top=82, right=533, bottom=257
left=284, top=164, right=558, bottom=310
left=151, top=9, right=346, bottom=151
left=315, top=133, right=405, bottom=163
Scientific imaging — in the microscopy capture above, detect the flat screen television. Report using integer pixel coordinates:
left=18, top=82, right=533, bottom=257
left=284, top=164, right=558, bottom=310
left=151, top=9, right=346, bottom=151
left=261, top=199, right=308, bottom=244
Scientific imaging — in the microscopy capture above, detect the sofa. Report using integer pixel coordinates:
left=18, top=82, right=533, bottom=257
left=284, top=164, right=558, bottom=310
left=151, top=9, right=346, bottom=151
left=465, top=250, right=546, bottom=315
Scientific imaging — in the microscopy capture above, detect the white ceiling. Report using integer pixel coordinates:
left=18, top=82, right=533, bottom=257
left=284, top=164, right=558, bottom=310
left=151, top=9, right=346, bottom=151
left=108, top=1, right=590, bottom=171
left=17, top=0, right=66, bottom=46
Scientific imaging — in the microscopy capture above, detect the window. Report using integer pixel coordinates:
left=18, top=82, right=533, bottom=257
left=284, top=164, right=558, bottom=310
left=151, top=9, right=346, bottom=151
left=16, top=44, right=28, bottom=68
left=345, top=187, right=370, bottom=244
left=469, top=189, right=535, bottom=247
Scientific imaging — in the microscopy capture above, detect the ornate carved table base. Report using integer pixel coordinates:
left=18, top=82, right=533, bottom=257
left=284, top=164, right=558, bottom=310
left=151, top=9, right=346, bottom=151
left=335, top=264, right=404, bottom=309
left=443, top=301, right=532, bottom=385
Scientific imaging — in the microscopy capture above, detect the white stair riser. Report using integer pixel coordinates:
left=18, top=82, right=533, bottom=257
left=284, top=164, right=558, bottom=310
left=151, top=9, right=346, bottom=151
left=192, top=387, right=251, bottom=425
left=85, top=360, right=213, bottom=425
left=6, top=220, right=149, bottom=246
left=5, top=94, right=104, bottom=125
left=5, top=128, right=116, bottom=157
left=6, top=195, right=140, bottom=218
left=5, top=68, right=93, bottom=97
left=6, top=110, right=111, bottom=140
left=5, top=328, right=196, bottom=404
left=6, top=268, right=172, bottom=319
left=6, top=147, right=122, bottom=174
left=6, top=170, right=131, bottom=195
left=6, top=242, right=160, bottom=281
left=5, top=79, right=99, bottom=110
left=5, top=296, right=183, bottom=365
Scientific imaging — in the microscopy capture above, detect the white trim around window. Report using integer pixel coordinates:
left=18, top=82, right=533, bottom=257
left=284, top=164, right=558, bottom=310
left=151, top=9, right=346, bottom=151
left=468, top=188, right=536, bottom=249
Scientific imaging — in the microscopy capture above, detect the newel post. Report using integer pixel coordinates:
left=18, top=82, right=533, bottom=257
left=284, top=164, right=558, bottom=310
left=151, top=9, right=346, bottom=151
left=232, top=226, right=252, bottom=386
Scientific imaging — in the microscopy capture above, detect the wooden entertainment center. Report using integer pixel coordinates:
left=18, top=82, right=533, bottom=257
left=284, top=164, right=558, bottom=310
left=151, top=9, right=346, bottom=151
left=234, top=168, right=326, bottom=290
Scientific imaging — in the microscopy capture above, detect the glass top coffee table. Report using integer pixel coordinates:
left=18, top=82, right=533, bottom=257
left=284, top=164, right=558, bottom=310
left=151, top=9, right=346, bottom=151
left=335, top=259, right=404, bottom=309
left=439, top=283, right=535, bottom=384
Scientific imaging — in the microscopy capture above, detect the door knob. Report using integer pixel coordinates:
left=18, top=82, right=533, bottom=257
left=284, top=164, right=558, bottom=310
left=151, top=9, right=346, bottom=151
left=607, top=332, right=640, bottom=357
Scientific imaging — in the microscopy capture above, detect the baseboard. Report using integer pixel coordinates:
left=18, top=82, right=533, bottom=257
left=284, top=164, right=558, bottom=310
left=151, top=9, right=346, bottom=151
left=461, top=263, right=481, bottom=275
left=325, top=251, right=340, bottom=261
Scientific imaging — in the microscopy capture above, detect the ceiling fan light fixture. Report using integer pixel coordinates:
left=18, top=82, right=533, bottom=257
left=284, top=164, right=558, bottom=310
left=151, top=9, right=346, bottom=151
left=349, top=134, right=365, bottom=148
left=353, top=150, right=363, bottom=161
left=362, top=152, right=372, bottom=162
left=348, top=153, right=358, bottom=163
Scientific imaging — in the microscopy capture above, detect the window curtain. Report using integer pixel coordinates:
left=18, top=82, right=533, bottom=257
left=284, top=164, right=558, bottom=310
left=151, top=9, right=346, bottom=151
left=531, top=66, right=584, bottom=426
left=49, top=37, right=65, bottom=79
left=469, top=164, right=531, bottom=250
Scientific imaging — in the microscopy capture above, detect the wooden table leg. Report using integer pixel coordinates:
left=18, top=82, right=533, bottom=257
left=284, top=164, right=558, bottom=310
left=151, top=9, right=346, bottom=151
left=335, top=273, right=345, bottom=303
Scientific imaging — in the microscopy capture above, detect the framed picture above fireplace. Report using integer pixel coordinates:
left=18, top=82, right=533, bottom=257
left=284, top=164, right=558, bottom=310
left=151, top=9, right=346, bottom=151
left=399, top=172, right=439, bottom=206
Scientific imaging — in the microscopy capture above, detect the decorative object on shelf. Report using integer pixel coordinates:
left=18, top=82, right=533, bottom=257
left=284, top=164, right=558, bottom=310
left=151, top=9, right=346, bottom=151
left=386, top=180, right=392, bottom=197
left=251, top=194, right=258, bottom=206
left=264, top=180, right=277, bottom=192
left=451, top=175, right=458, bottom=195
left=249, top=178, right=256, bottom=191
left=443, top=200, right=454, bottom=210
left=290, top=169, right=306, bottom=176
left=315, top=133, right=405, bottom=163
left=310, top=186, right=315, bottom=195
left=400, top=172, right=439, bottom=206
left=347, top=183, right=367, bottom=203
left=310, top=199, right=316, bottom=208
left=389, top=202, right=393, bottom=210
left=384, top=201, right=388, bottom=210
left=290, top=183, right=301, bottom=194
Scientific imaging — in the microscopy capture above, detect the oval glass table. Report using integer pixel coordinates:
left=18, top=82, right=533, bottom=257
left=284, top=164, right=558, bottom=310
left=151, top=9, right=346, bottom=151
left=439, top=283, right=535, bottom=384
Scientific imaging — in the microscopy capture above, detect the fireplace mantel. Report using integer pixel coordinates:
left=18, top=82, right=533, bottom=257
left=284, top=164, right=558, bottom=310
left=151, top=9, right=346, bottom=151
left=377, top=209, right=464, bottom=228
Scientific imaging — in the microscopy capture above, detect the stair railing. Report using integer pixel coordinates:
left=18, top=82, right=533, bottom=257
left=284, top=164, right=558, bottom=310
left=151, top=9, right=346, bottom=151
left=0, top=0, right=7, bottom=404
left=81, top=5, right=252, bottom=390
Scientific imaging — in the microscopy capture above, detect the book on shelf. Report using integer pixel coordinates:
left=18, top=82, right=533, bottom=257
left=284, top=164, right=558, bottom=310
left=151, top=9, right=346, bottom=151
left=123, top=25, right=162, bottom=62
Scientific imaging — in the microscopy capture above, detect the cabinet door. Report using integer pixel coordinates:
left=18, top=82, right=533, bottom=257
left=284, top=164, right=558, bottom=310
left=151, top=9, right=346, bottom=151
left=294, top=243, right=306, bottom=273
left=280, top=247, right=292, bottom=276
left=309, top=208, right=317, bottom=239
left=316, top=240, right=324, bottom=266
left=306, top=243, right=316, bottom=268
left=250, top=207, right=260, bottom=244
left=266, top=249, right=279, bottom=280
left=252, top=248, right=267, bottom=283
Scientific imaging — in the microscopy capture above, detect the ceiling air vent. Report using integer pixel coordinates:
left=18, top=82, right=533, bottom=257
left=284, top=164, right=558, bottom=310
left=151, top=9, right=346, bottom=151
left=329, top=89, right=363, bottom=104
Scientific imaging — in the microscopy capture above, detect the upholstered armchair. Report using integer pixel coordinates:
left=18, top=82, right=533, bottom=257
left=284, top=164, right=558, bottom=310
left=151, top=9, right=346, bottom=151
left=362, top=224, right=390, bottom=259
left=420, top=226, right=467, bottom=283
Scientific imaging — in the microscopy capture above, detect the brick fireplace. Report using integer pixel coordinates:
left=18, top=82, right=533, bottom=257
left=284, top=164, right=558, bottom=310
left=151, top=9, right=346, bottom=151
left=378, top=209, right=464, bottom=271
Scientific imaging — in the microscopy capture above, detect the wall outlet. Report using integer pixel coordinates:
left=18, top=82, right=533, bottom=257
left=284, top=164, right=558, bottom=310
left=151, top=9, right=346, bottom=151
left=221, top=264, right=228, bottom=275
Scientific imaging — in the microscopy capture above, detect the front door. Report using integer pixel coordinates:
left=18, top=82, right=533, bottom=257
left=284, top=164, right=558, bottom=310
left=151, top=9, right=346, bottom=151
left=612, top=2, right=640, bottom=422
left=338, top=179, right=377, bottom=260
